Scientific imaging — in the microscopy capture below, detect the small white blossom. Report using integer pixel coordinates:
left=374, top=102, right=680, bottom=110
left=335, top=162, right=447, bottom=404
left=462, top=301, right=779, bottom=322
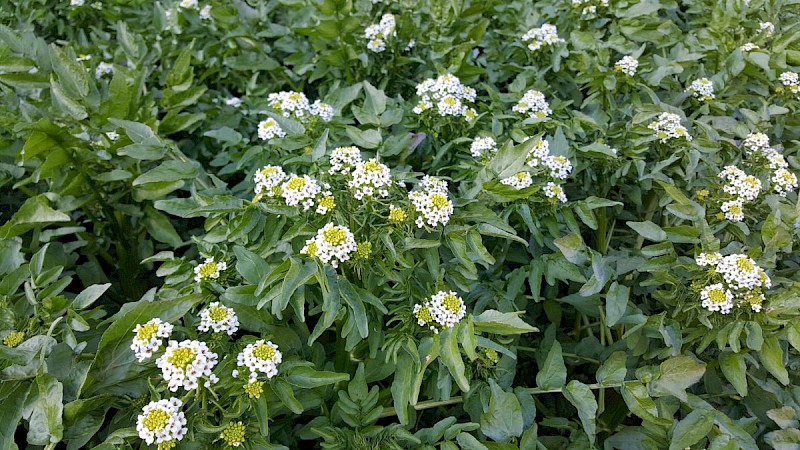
left=225, top=97, right=242, bottom=108
left=348, top=159, right=392, bottom=199
left=199, top=4, right=212, bottom=19
left=95, top=62, right=113, bottom=79
left=740, top=42, right=759, bottom=52
left=686, top=78, right=715, bottom=101
left=136, top=399, right=188, bottom=447
left=198, top=302, right=239, bottom=335
left=470, top=136, right=498, bottom=159
left=413, top=74, right=477, bottom=122
left=237, top=340, right=282, bottom=381
left=715, top=254, right=770, bottom=291
left=413, top=290, right=466, bottom=333
left=743, top=132, right=770, bottom=154
left=696, top=252, right=723, bottom=267
left=501, top=172, right=533, bottom=190
left=522, top=24, right=564, bottom=51
left=648, top=112, right=692, bottom=142
left=309, top=100, right=334, bottom=122
left=544, top=155, right=573, bottom=180
left=526, top=139, right=551, bottom=167
left=281, top=175, right=322, bottom=210
left=254, top=165, right=287, bottom=197
left=156, top=340, right=219, bottom=392
left=544, top=182, right=568, bottom=202
left=194, top=257, right=226, bottom=282
left=106, top=131, right=120, bottom=141
left=179, top=0, right=198, bottom=9
left=131, top=318, right=174, bottom=362
left=513, top=90, right=552, bottom=120
left=257, top=118, right=286, bottom=140
left=759, top=21, right=775, bottom=35
left=329, top=146, right=363, bottom=175
left=779, top=72, right=800, bottom=96
left=700, top=283, right=734, bottom=314
left=409, top=178, right=453, bottom=228
left=301, top=223, right=358, bottom=268
left=721, top=198, right=745, bottom=221
left=615, top=56, right=639, bottom=76
left=772, top=168, right=798, bottom=196
left=70, top=0, right=84, bottom=6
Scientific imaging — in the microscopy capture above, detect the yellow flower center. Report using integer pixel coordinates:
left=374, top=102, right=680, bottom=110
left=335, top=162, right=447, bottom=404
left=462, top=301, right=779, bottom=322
left=253, top=343, right=276, bottom=361
left=208, top=306, right=229, bottom=322
left=781, top=172, right=795, bottom=182
left=167, top=347, right=197, bottom=370
left=696, top=189, right=710, bottom=200
left=262, top=118, right=278, bottom=128
left=443, top=96, right=458, bottom=106
left=517, top=102, right=529, bottom=110
left=744, top=176, right=759, bottom=187
left=318, top=196, right=336, bottom=210
left=289, top=93, right=303, bottom=102
left=364, top=160, right=382, bottom=172
left=465, top=109, right=477, bottom=120
left=304, top=241, right=318, bottom=258
left=221, top=422, right=247, bottom=447
left=3, top=331, right=24, bottom=348
left=551, top=185, right=563, bottom=195
left=442, top=294, right=462, bottom=312
left=535, top=111, right=547, bottom=118
left=657, top=131, right=668, bottom=139
left=198, top=261, right=218, bottom=279
left=415, top=306, right=433, bottom=324
left=728, top=204, right=742, bottom=215
left=285, top=177, right=306, bottom=190
left=260, top=167, right=278, bottom=177
left=244, top=381, right=264, bottom=399
left=158, top=441, right=177, bottom=450
left=389, top=207, right=407, bottom=222
left=736, top=257, right=754, bottom=272
left=708, top=289, right=727, bottom=304
left=514, top=173, right=527, bottom=181
left=136, top=323, right=159, bottom=342
left=430, top=194, right=449, bottom=209
left=323, top=228, right=347, bottom=246
left=143, top=409, right=170, bottom=432
left=357, top=242, right=372, bottom=259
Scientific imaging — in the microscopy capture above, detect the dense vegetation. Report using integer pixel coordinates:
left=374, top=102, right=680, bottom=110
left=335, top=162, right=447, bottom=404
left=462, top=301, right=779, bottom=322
left=2, top=0, right=800, bottom=448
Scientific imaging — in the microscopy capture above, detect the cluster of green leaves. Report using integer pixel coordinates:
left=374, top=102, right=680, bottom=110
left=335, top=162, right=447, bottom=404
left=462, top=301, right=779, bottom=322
left=2, top=0, right=800, bottom=448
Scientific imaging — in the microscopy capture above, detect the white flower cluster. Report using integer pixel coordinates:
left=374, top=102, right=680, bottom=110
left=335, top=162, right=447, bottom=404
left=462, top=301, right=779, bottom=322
left=237, top=340, right=282, bottom=381
left=615, top=56, right=639, bottom=76
left=545, top=155, right=573, bottom=180
left=95, top=62, right=113, bottom=79
left=409, top=176, right=454, bottom=228
left=137, top=398, right=188, bottom=447
left=257, top=118, right=286, bottom=141
left=349, top=159, right=392, bottom=199
left=470, top=136, right=498, bottom=159
left=696, top=252, right=770, bottom=313
left=740, top=42, right=759, bottom=52
left=70, top=0, right=84, bottom=6
left=364, top=13, right=396, bottom=53
left=740, top=133, right=797, bottom=197
left=200, top=4, right=212, bottom=20
left=526, top=139, right=551, bottom=168
left=721, top=199, right=744, bottom=221
left=501, top=172, right=533, bottom=190
left=254, top=165, right=287, bottom=197
left=521, top=24, right=564, bottom=52
left=131, top=318, right=174, bottom=362
left=544, top=182, right=568, bottom=202
left=179, top=0, right=198, bottom=8
left=719, top=166, right=761, bottom=201
left=648, top=112, right=692, bottom=143
left=329, top=146, right=363, bottom=175
left=571, top=0, right=609, bottom=15
left=779, top=72, right=800, bottom=96
left=513, top=90, right=552, bottom=120
left=743, top=132, right=770, bottom=154
left=759, top=21, right=775, bottom=35
left=198, top=302, right=239, bottom=335
left=686, top=78, right=715, bottom=101
left=281, top=175, right=322, bottom=211
left=225, top=97, right=242, bottom=108
left=156, top=339, right=219, bottom=392
left=772, top=168, right=799, bottom=196
left=412, top=74, right=478, bottom=122
left=301, top=223, right=358, bottom=268
left=194, top=257, right=227, bottom=282
left=413, top=290, right=467, bottom=333
left=268, top=91, right=334, bottom=122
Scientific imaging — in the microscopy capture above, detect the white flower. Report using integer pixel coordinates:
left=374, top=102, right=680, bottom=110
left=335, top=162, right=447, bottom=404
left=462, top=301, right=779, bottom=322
left=470, top=136, right=498, bottom=159
left=95, top=62, right=113, bottom=79
left=740, top=42, right=759, bottom=52
left=364, top=13, right=396, bottom=51
left=686, top=78, right=715, bottom=101
left=719, top=166, right=761, bottom=201
left=764, top=148, right=789, bottom=170
left=179, top=0, right=198, bottom=9
left=254, top=165, right=287, bottom=197
left=418, top=175, right=449, bottom=195
left=648, top=112, right=692, bottom=142
left=329, top=146, right=363, bottom=175
left=301, top=223, right=358, bottom=268
left=428, top=290, right=467, bottom=329
left=76, top=54, right=92, bottom=61
left=501, top=172, right=533, bottom=190
left=156, top=340, right=219, bottom=392
left=696, top=252, right=722, bottom=267
left=131, top=318, right=174, bottom=362
left=237, top=340, right=283, bottom=381
left=715, top=254, right=769, bottom=291
left=348, top=159, right=392, bottom=199
left=772, top=168, right=798, bottom=196
left=368, top=39, right=387, bottom=52
left=700, top=283, right=734, bottom=314
left=199, top=4, right=212, bottom=19
left=106, top=131, right=120, bottom=141
left=759, top=21, right=775, bottom=35
left=413, top=74, right=477, bottom=122
left=615, top=56, right=639, bottom=76
left=779, top=72, right=800, bottom=95
left=136, top=398, right=188, bottom=446
left=268, top=91, right=310, bottom=119
left=544, top=155, right=573, bottom=180
left=513, top=90, right=552, bottom=120
left=194, top=257, right=226, bottom=282
left=225, top=97, right=242, bottom=107
left=572, top=0, right=609, bottom=15
left=280, top=175, right=322, bottom=210
left=410, top=190, right=453, bottom=228
left=90, top=1, right=101, bottom=8
left=544, top=182, right=568, bottom=202
left=743, top=132, right=770, bottom=154
left=70, top=0, right=84, bottom=5
left=522, top=24, right=564, bottom=51
left=257, top=118, right=286, bottom=140
left=309, top=100, right=334, bottom=122
left=721, top=198, right=744, bottom=221
left=198, top=302, right=239, bottom=335
left=526, top=139, right=551, bottom=167
left=405, top=39, right=416, bottom=51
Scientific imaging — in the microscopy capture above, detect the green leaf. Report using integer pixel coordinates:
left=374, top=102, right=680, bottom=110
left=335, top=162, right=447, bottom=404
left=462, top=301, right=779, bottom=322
left=286, top=366, right=349, bottom=388
left=25, top=373, right=64, bottom=445
left=273, top=379, right=304, bottom=414
left=50, top=76, right=87, bottom=120
left=480, top=378, right=523, bottom=442
left=391, top=351, right=416, bottom=425
left=311, top=128, right=329, bottom=161
left=271, top=258, right=317, bottom=318
left=0, top=195, right=71, bottom=239
left=133, top=161, right=198, bottom=185
left=472, top=310, right=538, bottom=334
left=605, top=282, right=629, bottom=327
left=563, top=380, right=597, bottom=445
left=440, top=328, right=470, bottom=392
left=108, top=119, right=162, bottom=145
left=626, top=221, right=667, bottom=242
left=759, top=335, right=789, bottom=385
left=72, top=283, right=111, bottom=309
left=536, top=341, right=566, bottom=389
left=596, top=352, right=627, bottom=386
left=363, top=81, right=386, bottom=116
left=764, top=429, right=800, bottom=449
left=767, top=407, right=799, bottom=430
left=204, top=127, right=242, bottom=145
left=718, top=351, right=747, bottom=397
left=50, top=45, right=88, bottom=98
left=0, top=381, right=30, bottom=450
left=233, top=246, right=268, bottom=286
left=668, top=410, right=714, bottom=450
left=650, top=356, right=706, bottom=401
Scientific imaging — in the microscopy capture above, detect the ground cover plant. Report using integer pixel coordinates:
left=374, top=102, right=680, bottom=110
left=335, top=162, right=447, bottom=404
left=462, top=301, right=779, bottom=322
left=2, top=0, right=800, bottom=448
